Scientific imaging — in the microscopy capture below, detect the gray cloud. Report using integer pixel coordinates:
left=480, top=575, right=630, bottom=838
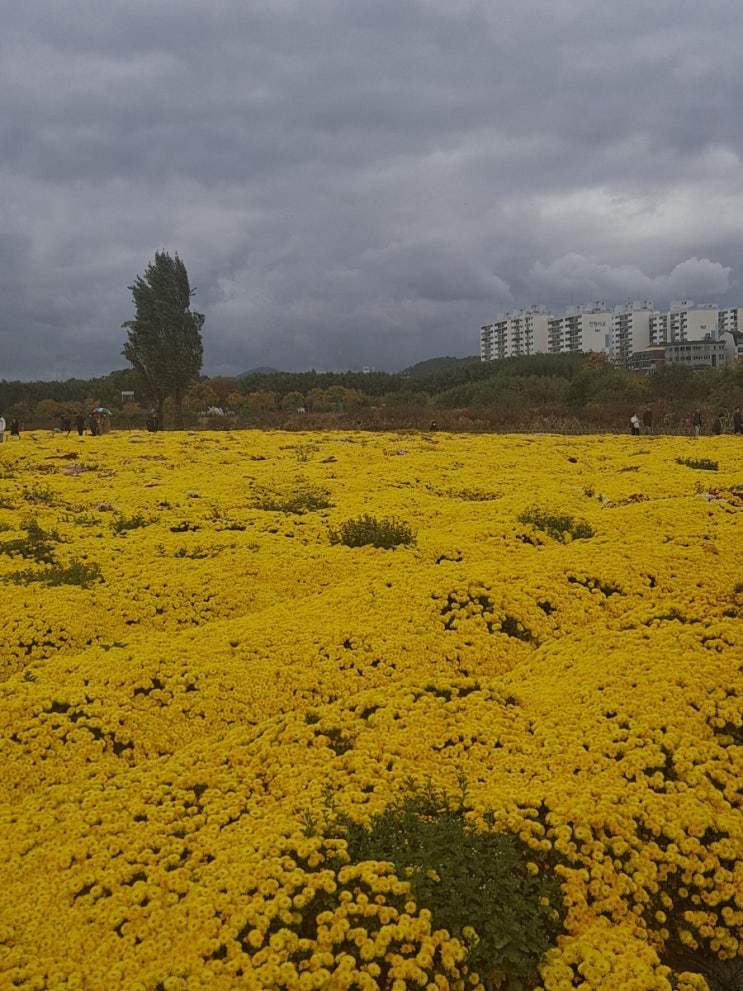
left=2, top=0, right=743, bottom=380
left=530, top=254, right=732, bottom=303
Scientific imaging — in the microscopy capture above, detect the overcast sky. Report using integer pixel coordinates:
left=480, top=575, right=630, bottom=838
left=3, top=0, right=743, bottom=381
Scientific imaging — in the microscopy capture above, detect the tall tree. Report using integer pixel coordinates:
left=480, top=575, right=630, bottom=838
left=122, top=251, right=204, bottom=429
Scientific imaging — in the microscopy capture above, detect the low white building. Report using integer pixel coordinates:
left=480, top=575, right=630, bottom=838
left=628, top=339, right=727, bottom=373
left=720, top=329, right=743, bottom=364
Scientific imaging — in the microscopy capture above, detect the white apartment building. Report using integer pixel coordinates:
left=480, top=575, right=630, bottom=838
left=547, top=301, right=614, bottom=355
left=649, top=300, right=718, bottom=345
left=718, top=307, right=743, bottom=336
left=481, top=298, right=740, bottom=368
left=480, top=305, right=551, bottom=361
left=611, top=300, right=654, bottom=366
left=480, top=317, right=506, bottom=362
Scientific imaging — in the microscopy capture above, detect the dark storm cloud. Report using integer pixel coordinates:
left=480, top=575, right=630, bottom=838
left=2, top=0, right=743, bottom=380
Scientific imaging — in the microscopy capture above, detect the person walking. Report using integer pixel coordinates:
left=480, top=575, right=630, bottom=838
left=75, top=412, right=86, bottom=436
left=642, top=406, right=653, bottom=435
left=691, top=409, right=703, bottom=438
left=0, top=414, right=5, bottom=443
left=713, top=411, right=726, bottom=435
left=733, top=406, right=743, bottom=435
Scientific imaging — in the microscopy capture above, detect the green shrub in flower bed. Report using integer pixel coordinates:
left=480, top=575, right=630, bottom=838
left=675, top=456, right=719, bottom=471
left=252, top=485, right=333, bottom=514
left=518, top=506, right=594, bottom=543
left=329, top=513, right=416, bottom=549
left=331, top=783, right=566, bottom=991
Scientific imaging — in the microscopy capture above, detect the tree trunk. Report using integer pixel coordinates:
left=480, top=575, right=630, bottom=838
left=173, top=387, right=184, bottom=430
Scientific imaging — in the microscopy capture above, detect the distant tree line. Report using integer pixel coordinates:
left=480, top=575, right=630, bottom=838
left=2, top=352, right=742, bottom=432
left=0, top=369, right=139, bottom=424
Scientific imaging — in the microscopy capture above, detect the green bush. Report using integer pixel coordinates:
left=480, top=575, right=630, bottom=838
left=174, top=545, right=214, bottom=559
left=252, top=485, right=332, bottom=515
left=675, top=456, right=719, bottom=471
left=8, top=558, right=103, bottom=588
left=329, top=513, right=415, bottom=549
left=0, top=518, right=60, bottom=563
left=21, top=483, right=55, bottom=504
left=518, top=507, right=594, bottom=542
left=331, top=783, right=565, bottom=991
left=450, top=487, right=502, bottom=501
left=112, top=513, right=157, bottom=534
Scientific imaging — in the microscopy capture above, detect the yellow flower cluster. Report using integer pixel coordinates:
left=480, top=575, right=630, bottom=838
left=1, top=428, right=743, bottom=989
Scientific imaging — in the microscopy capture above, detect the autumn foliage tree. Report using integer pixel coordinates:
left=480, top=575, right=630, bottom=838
left=122, top=252, right=204, bottom=429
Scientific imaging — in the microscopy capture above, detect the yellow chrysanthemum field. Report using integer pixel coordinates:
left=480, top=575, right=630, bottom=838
left=1, top=428, right=742, bottom=991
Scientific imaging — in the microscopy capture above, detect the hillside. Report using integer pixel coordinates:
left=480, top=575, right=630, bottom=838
left=401, top=355, right=480, bottom=376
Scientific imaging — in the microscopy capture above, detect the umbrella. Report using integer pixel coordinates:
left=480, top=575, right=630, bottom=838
left=93, top=407, right=111, bottom=415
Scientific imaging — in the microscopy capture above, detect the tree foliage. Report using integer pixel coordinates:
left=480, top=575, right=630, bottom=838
left=121, top=251, right=204, bottom=429
left=646, top=364, right=695, bottom=408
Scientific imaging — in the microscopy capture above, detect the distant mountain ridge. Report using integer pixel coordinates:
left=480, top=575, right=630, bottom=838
left=237, top=366, right=282, bottom=377
left=402, top=355, right=480, bottom=376
left=237, top=356, right=480, bottom=378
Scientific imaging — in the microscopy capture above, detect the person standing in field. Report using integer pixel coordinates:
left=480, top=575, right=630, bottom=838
left=75, top=412, right=86, bottom=436
left=713, top=411, right=726, bottom=435
left=630, top=413, right=641, bottom=436
left=691, top=409, right=703, bottom=438
left=10, top=418, right=20, bottom=440
left=0, top=414, right=5, bottom=443
left=642, top=407, right=653, bottom=435
left=733, top=406, right=742, bottom=434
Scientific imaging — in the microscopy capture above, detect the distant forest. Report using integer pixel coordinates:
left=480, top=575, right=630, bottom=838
left=2, top=353, right=742, bottom=432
